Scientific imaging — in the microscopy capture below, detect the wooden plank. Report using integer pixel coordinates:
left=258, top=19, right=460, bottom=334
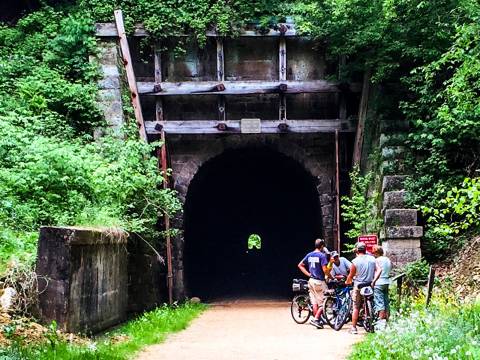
left=335, top=129, right=341, bottom=254
left=145, top=119, right=354, bottom=134
left=96, top=22, right=298, bottom=37
left=352, top=69, right=371, bottom=165
left=138, top=80, right=360, bottom=96
left=279, top=38, right=287, bottom=121
left=154, top=44, right=164, bottom=122
left=114, top=10, right=147, bottom=141
left=216, top=38, right=226, bottom=121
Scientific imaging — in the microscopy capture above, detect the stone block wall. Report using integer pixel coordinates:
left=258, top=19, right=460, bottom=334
left=381, top=176, right=422, bottom=267
left=36, top=227, right=128, bottom=333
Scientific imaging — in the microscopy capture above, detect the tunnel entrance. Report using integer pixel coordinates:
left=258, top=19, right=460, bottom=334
left=183, top=147, right=322, bottom=301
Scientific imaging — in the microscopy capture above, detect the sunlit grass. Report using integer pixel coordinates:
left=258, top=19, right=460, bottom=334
left=0, top=302, right=206, bottom=359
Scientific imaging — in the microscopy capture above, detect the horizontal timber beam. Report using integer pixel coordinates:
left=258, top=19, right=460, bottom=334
left=138, top=80, right=360, bottom=96
left=145, top=120, right=355, bottom=135
left=95, top=23, right=297, bottom=37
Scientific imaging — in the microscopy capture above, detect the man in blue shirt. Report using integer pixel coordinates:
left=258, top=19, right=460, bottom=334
left=298, top=239, right=329, bottom=329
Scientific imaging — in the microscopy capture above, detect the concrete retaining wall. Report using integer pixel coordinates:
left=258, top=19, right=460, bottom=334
left=36, top=226, right=128, bottom=333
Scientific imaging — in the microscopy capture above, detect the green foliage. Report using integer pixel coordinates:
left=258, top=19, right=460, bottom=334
left=0, top=6, right=181, bottom=270
left=419, top=178, right=480, bottom=259
left=349, top=300, right=480, bottom=360
left=0, top=302, right=206, bottom=360
left=341, top=165, right=382, bottom=240
left=247, top=234, right=262, bottom=250
left=79, top=0, right=286, bottom=46
left=403, top=259, right=430, bottom=285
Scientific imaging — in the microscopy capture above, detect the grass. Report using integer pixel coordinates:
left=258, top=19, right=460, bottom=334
left=348, top=300, right=480, bottom=360
left=0, top=302, right=206, bottom=359
left=0, top=229, right=37, bottom=275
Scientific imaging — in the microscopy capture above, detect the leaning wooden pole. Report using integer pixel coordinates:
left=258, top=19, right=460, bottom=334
left=114, top=10, right=147, bottom=142
left=352, top=69, right=371, bottom=166
left=154, top=42, right=174, bottom=305
left=335, top=129, right=341, bottom=254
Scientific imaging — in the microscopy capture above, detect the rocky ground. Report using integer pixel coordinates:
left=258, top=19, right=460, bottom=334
left=434, top=236, right=480, bottom=301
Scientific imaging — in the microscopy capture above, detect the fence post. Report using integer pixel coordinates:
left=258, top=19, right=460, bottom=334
left=426, top=266, right=435, bottom=307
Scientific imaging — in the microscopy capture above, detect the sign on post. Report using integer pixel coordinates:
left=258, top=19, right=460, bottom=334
left=358, top=234, right=378, bottom=254
left=240, top=118, right=261, bottom=133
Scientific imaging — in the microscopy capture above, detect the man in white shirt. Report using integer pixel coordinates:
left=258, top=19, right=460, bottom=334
left=371, top=245, right=392, bottom=324
left=327, top=251, right=352, bottom=280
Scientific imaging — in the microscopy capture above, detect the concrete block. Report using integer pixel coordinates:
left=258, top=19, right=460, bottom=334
left=36, top=226, right=128, bottom=333
left=385, top=226, right=423, bottom=239
left=382, top=175, right=407, bottom=192
left=382, top=239, right=421, bottom=267
left=383, top=191, right=406, bottom=210
left=384, top=209, right=417, bottom=226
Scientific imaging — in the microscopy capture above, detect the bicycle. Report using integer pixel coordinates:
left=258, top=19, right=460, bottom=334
left=358, top=284, right=376, bottom=333
left=290, top=279, right=312, bottom=324
left=322, top=281, right=352, bottom=330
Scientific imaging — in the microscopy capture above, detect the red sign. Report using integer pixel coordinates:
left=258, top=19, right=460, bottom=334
left=358, top=234, right=378, bottom=254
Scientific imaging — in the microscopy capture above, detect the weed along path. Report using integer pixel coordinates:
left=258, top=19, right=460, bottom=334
left=136, top=300, right=363, bottom=360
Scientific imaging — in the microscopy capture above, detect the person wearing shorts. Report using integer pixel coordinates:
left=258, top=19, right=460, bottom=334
left=298, top=238, right=329, bottom=329
left=345, top=242, right=376, bottom=334
left=372, top=245, right=392, bottom=327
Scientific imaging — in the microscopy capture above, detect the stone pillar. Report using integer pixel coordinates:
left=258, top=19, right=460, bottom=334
left=36, top=227, right=128, bottom=333
left=381, top=176, right=422, bottom=267
left=96, top=40, right=124, bottom=135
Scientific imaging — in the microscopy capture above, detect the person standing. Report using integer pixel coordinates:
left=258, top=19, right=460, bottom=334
left=371, top=245, right=392, bottom=328
left=298, top=238, right=329, bottom=329
left=345, top=242, right=376, bottom=334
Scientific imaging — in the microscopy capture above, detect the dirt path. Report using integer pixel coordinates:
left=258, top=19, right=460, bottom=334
left=136, top=300, right=364, bottom=360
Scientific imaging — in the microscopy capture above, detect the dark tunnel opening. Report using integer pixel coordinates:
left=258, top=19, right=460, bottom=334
left=183, top=147, right=323, bottom=301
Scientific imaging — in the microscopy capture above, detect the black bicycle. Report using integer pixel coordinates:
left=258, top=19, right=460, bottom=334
left=358, top=284, right=376, bottom=333
left=290, top=279, right=312, bottom=324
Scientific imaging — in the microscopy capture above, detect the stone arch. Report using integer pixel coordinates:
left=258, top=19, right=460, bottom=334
left=168, top=134, right=336, bottom=299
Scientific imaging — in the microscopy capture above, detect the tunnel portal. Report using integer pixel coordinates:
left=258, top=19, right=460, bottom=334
left=183, top=147, right=322, bottom=301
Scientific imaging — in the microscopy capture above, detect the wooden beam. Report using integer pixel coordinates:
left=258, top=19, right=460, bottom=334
left=96, top=22, right=298, bottom=37
left=114, top=10, right=147, bottom=141
left=335, top=129, right=341, bottom=254
left=138, top=80, right=360, bottom=96
left=145, top=119, right=354, bottom=135
left=279, top=38, right=287, bottom=121
left=352, top=69, right=371, bottom=166
left=216, top=38, right=226, bottom=121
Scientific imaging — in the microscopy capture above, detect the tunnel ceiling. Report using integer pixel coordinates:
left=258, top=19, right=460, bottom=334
left=183, top=147, right=322, bottom=301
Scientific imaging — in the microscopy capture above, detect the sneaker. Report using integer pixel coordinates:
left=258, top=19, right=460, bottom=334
left=349, top=326, right=358, bottom=334
left=309, top=318, right=324, bottom=329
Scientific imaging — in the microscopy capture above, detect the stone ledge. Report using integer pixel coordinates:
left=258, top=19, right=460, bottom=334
left=383, top=190, right=406, bottom=210
left=384, top=209, right=418, bottom=226
left=39, top=226, right=127, bottom=246
left=385, top=225, right=423, bottom=239
left=382, top=175, right=407, bottom=193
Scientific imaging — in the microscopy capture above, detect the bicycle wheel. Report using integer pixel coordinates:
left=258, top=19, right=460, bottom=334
left=363, top=298, right=375, bottom=333
left=333, top=297, right=351, bottom=331
left=291, top=294, right=311, bottom=324
left=323, top=296, right=337, bottom=328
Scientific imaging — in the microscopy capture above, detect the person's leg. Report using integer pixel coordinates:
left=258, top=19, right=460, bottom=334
left=374, top=285, right=386, bottom=319
left=350, top=287, right=361, bottom=332
left=384, top=285, right=390, bottom=321
left=314, top=281, right=327, bottom=320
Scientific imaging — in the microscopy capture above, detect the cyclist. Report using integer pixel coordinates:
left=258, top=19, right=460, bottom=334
left=371, top=245, right=392, bottom=328
left=298, top=238, right=330, bottom=329
left=327, top=251, right=352, bottom=281
left=345, top=242, right=376, bottom=334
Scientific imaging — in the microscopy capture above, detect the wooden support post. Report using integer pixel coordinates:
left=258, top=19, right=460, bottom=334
left=279, top=37, right=287, bottom=121
left=154, top=41, right=173, bottom=305
left=216, top=38, right=226, bottom=121
left=338, top=56, right=347, bottom=121
left=426, top=266, right=435, bottom=307
left=335, top=129, right=341, bottom=254
left=352, top=69, right=371, bottom=166
left=114, top=10, right=147, bottom=142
